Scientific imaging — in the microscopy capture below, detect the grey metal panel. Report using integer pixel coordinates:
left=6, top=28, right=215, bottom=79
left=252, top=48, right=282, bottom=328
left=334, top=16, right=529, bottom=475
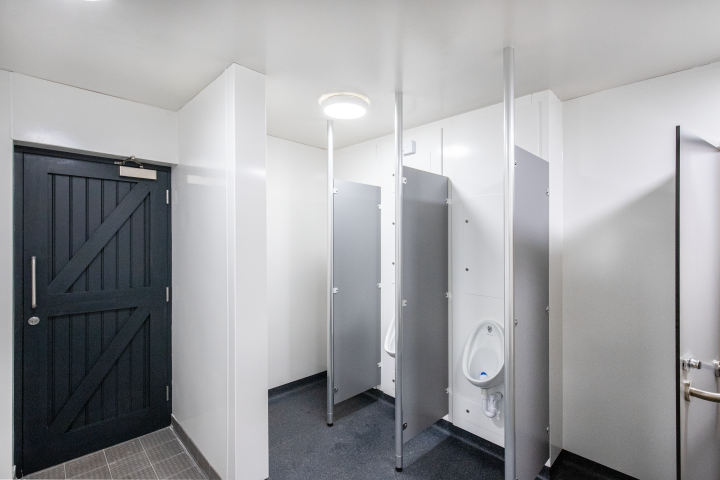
left=401, top=166, right=449, bottom=443
left=677, top=127, right=720, bottom=480
left=513, top=146, right=549, bottom=480
left=333, top=179, right=381, bottom=404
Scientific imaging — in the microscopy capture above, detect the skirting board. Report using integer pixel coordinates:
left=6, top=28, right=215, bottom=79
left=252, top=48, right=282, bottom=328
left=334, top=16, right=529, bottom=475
left=171, top=415, right=222, bottom=480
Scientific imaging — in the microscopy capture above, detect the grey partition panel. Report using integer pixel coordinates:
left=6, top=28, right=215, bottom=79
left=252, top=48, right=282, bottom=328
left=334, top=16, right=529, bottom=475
left=401, top=167, right=449, bottom=443
left=333, top=179, right=381, bottom=404
left=677, top=127, right=720, bottom=480
left=513, top=147, right=549, bottom=480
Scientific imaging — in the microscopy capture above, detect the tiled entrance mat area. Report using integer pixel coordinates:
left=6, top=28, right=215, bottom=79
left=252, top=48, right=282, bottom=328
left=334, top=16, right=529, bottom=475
left=24, top=427, right=206, bottom=480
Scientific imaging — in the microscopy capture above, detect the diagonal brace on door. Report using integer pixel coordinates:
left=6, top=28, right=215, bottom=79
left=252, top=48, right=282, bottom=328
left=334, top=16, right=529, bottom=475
left=49, top=304, right=152, bottom=434
left=47, top=182, right=152, bottom=295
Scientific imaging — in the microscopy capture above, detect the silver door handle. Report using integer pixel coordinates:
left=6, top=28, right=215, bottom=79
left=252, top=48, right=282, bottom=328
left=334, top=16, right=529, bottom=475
left=684, top=381, right=720, bottom=403
left=31, top=256, right=37, bottom=309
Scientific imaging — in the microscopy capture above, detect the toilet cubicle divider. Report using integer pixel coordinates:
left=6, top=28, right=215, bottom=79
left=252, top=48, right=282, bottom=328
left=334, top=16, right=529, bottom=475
left=513, top=146, right=550, bottom=480
left=504, top=47, right=551, bottom=480
left=399, top=166, right=450, bottom=443
left=393, top=92, right=451, bottom=471
left=332, top=179, right=381, bottom=404
left=326, top=119, right=382, bottom=423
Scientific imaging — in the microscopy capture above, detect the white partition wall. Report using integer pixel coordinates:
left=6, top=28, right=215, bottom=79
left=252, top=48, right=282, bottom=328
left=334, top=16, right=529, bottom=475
left=173, top=63, right=268, bottom=479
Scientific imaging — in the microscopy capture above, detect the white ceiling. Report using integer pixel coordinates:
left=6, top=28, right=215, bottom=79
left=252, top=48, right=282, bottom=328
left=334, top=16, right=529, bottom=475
left=2, top=0, right=720, bottom=149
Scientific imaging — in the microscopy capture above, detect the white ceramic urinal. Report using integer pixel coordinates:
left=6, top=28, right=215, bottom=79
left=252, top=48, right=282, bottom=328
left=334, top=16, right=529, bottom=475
left=384, top=316, right=396, bottom=358
left=463, top=319, right=504, bottom=417
left=462, top=319, right=505, bottom=388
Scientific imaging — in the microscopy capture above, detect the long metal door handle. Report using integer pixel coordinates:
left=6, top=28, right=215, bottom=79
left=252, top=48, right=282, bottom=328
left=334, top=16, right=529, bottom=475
left=684, top=381, right=720, bottom=403
left=31, top=256, right=37, bottom=309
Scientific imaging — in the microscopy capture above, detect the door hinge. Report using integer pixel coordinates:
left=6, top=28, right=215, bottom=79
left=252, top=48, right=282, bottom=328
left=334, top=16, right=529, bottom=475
left=546, top=189, right=549, bottom=196
left=377, top=204, right=382, bottom=210
left=166, top=287, right=170, bottom=302
left=166, top=190, right=170, bottom=204
left=166, top=386, right=170, bottom=401
left=333, top=287, right=338, bottom=294
left=333, top=188, right=338, bottom=194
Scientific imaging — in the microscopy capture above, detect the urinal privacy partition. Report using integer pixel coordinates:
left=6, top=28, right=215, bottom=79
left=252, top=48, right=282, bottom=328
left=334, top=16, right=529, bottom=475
left=333, top=179, right=381, bottom=404
left=401, top=166, right=449, bottom=443
left=513, top=146, right=550, bottom=480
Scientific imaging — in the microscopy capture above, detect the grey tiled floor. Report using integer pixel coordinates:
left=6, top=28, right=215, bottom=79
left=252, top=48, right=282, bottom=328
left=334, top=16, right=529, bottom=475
left=24, top=428, right=207, bottom=480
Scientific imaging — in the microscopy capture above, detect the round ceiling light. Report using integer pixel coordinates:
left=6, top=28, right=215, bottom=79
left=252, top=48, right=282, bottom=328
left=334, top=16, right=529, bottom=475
left=319, top=93, right=370, bottom=119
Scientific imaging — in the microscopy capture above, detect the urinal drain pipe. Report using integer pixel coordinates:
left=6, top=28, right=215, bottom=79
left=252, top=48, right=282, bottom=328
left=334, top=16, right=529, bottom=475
left=481, top=389, right=503, bottom=418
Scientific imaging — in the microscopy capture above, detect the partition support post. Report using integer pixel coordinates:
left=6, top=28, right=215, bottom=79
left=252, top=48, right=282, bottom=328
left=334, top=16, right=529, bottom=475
left=394, top=91, right=404, bottom=472
left=327, top=119, right=335, bottom=426
left=503, top=46, right=516, bottom=480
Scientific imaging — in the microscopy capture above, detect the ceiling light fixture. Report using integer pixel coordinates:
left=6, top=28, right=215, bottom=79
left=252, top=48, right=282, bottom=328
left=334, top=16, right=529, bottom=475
left=319, top=93, right=370, bottom=119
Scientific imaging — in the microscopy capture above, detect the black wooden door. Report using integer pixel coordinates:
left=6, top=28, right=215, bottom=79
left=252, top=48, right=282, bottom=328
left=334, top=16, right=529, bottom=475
left=17, top=149, right=171, bottom=475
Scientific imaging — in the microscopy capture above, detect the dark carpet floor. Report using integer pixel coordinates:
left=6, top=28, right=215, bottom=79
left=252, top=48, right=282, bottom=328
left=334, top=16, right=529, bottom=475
left=268, top=373, right=636, bottom=480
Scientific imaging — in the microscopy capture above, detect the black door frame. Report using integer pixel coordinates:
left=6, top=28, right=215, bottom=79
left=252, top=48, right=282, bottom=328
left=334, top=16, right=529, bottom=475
left=13, top=146, right=173, bottom=475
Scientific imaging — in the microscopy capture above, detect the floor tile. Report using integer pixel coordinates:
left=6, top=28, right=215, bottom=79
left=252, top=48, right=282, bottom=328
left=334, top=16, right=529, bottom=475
left=145, top=439, right=185, bottom=464
left=69, top=464, right=111, bottom=479
left=112, top=465, right=159, bottom=480
left=108, top=451, right=153, bottom=479
left=105, top=439, right=145, bottom=465
left=64, top=451, right=108, bottom=478
left=152, top=453, right=196, bottom=479
left=24, top=464, right=66, bottom=479
left=139, top=428, right=177, bottom=450
left=166, top=466, right=206, bottom=480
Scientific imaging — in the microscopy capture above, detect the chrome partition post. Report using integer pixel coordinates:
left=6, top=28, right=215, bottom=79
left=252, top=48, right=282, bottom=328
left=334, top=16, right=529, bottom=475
left=503, top=46, right=516, bottom=480
left=394, top=91, right=404, bottom=472
left=327, top=119, right=335, bottom=426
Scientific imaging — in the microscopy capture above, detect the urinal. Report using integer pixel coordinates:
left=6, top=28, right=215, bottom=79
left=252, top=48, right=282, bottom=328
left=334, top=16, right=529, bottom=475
left=462, top=319, right=504, bottom=388
left=462, top=319, right=504, bottom=418
left=384, top=316, right=396, bottom=358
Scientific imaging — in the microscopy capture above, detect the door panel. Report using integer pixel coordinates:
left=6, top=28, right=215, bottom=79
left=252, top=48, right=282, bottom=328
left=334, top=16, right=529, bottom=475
left=514, top=147, right=549, bottom=480
left=333, top=179, right=381, bottom=404
left=677, top=127, right=720, bottom=480
left=18, top=150, right=170, bottom=475
left=401, top=167, right=449, bottom=443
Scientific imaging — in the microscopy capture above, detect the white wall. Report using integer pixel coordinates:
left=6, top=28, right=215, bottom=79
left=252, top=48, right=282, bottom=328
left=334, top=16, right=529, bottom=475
left=0, top=69, right=179, bottom=478
left=226, top=64, right=268, bottom=480
left=0, top=69, right=14, bottom=480
left=12, top=73, right=178, bottom=164
left=562, top=62, right=720, bottom=480
left=173, top=71, right=229, bottom=477
left=266, top=136, right=327, bottom=389
left=334, top=92, right=563, bottom=456
left=173, top=64, right=268, bottom=479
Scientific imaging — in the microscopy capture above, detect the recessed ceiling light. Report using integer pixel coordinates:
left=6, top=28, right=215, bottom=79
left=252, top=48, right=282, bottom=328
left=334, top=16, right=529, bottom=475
left=319, top=93, right=370, bottom=119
